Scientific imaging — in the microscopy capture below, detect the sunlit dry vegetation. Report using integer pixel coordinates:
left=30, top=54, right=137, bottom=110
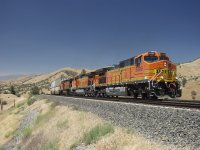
left=0, top=95, right=178, bottom=150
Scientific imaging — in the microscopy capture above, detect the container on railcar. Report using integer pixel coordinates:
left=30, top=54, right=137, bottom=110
left=50, top=78, right=62, bottom=95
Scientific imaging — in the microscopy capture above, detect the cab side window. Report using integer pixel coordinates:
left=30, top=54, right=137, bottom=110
left=135, top=56, right=142, bottom=66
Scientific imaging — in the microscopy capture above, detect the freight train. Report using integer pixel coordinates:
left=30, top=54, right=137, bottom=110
left=50, top=51, right=182, bottom=99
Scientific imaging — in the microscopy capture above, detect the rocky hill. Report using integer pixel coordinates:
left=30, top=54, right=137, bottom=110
left=177, top=58, right=200, bottom=100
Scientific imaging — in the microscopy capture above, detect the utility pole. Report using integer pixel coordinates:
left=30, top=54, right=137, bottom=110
left=0, top=98, right=3, bottom=111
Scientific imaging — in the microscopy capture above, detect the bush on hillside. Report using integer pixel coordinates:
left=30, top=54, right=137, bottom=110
left=2, top=101, right=7, bottom=105
left=83, top=123, right=114, bottom=145
left=182, top=77, right=187, bottom=87
left=81, top=69, right=86, bottom=75
left=3, top=91, right=9, bottom=94
left=10, top=85, right=16, bottom=95
left=30, top=86, right=40, bottom=95
left=16, top=93, right=21, bottom=97
left=191, top=90, right=197, bottom=100
left=27, top=97, right=37, bottom=106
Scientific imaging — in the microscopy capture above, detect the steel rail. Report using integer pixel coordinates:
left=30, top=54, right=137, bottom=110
left=42, top=94, right=200, bottom=109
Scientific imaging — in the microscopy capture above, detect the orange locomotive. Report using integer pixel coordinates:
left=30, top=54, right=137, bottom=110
left=58, top=51, right=181, bottom=99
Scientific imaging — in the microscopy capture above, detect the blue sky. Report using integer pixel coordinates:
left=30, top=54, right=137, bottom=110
left=0, top=0, right=200, bottom=76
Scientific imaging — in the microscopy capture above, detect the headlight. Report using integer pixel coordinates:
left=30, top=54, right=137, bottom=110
left=164, top=62, right=167, bottom=67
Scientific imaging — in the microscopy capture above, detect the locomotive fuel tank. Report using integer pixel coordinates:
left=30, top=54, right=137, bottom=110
left=75, top=89, right=85, bottom=95
left=106, top=87, right=127, bottom=96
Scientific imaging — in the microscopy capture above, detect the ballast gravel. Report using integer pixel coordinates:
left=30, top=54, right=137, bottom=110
left=2, top=108, right=40, bottom=150
left=40, top=95, right=200, bottom=150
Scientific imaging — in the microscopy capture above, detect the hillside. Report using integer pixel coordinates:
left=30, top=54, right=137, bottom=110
left=177, top=58, right=200, bottom=79
left=177, top=58, right=200, bottom=100
left=23, top=67, right=82, bottom=84
left=0, top=68, right=83, bottom=94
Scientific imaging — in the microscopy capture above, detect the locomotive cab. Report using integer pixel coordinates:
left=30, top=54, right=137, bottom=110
left=142, top=51, right=181, bottom=98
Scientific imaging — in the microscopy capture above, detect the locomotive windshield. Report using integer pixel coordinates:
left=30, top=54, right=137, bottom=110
left=144, top=56, right=158, bottom=63
left=159, top=56, right=169, bottom=61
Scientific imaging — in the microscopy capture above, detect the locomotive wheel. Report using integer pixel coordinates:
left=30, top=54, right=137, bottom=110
left=142, top=93, right=146, bottom=100
left=134, top=93, right=138, bottom=99
left=142, top=93, right=151, bottom=100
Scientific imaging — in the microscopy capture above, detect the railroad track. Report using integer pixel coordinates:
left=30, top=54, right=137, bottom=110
left=43, top=94, right=200, bottom=109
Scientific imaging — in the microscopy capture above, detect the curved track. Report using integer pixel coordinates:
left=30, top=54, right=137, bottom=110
left=47, top=94, right=200, bottom=109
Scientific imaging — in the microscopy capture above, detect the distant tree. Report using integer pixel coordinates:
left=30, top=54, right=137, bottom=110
left=191, top=91, right=197, bottom=100
left=3, top=90, right=9, bottom=94
left=81, top=69, right=86, bottom=75
left=10, top=85, right=16, bottom=95
left=30, top=86, right=40, bottom=95
left=182, top=77, right=187, bottom=87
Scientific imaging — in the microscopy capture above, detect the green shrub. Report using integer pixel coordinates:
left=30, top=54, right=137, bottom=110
left=30, top=86, right=40, bottom=95
left=23, top=127, right=33, bottom=139
left=27, top=97, right=37, bottom=106
left=3, top=90, right=9, bottom=94
left=10, top=85, right=16, bottom=95
left=5, top=131, right=12, bottom=138
left=70, top=142, right=79, bottom=150
left=191, top=90, right=197, bottom=100
left=182, top=77, right=187, bottom=87
left=56, top=119, right=68, bottom=129
left=41, top=141, right=59, bottom=150
left=2, top=101, right=7, bottom=105
left=81, top=69, right=86, bottom=75
left=83, top=123, right=114, bottom=145
left=17, top=102, right=25, bottom=108
left=16, top=93, right=21, bottom=97
left=50, top=102, right=59, bottom=110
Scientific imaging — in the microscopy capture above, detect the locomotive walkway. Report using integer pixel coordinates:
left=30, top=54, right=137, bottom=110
left=39, top=95, right=200, bottom=149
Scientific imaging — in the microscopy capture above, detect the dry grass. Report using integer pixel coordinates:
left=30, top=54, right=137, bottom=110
left=94, top=128, right=172, bottom=150
left=0, top=97, right=182, bottom=150
left=0, top=95, right=26, bottom=145
left=23, top=101, right=177, bottom=150
left=0, top=94, right=24, bottom=111
left=56, top=119, right=68, bottom=129
left=40, top=140, right=59, bottom=150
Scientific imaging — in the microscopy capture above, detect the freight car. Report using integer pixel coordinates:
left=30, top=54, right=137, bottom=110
left=52, top=51, right=182, bottom=99
left=50, top=78, right=62, bottom=95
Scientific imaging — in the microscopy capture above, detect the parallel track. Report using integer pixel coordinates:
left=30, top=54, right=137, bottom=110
left=45, top=94, right=200, bottom=110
